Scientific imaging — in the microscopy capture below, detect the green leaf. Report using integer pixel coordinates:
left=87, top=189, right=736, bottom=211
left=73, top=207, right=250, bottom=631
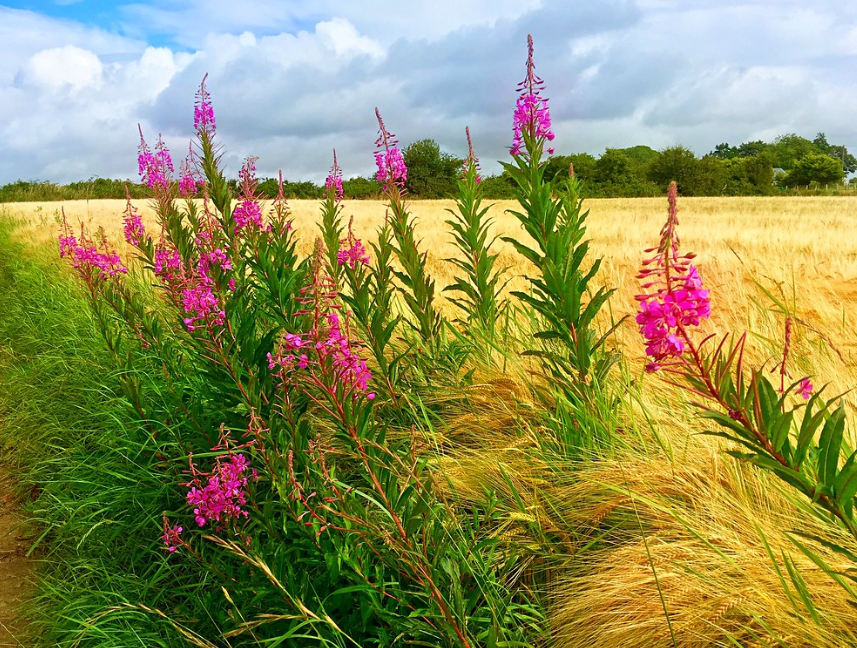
left=818, top=406, right=846, bottom=486
left=833, top=449, right=857, bottom=507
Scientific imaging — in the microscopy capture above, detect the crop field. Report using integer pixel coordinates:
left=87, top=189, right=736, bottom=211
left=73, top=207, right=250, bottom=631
left=10, top=194, right=857, bottom=376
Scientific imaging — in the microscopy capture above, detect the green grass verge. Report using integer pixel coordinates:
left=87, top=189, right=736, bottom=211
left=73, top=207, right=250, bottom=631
left=0, top=217, right=219, bottom=647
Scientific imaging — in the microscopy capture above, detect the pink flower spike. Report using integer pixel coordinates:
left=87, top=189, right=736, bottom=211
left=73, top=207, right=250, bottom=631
left=325, top=149, right=344, bottom=202
left=374, top=109, right=408, bottom=190
left=337, top=216, right=370, bottom=269
left=137, top=129, right=173, bottom=192
left=122, top=192, right=146, bottom=246
left=194, top=73, right=216, bottom=136
left=635, top=183, right=710, bottom=370
left=510, top=35, right=554, bottom=157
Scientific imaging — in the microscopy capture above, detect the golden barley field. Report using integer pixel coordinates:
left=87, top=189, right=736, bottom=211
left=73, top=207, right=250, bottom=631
left=5, top=195, right=857, bottom=646
left=8, top=195, right=857, bottom=380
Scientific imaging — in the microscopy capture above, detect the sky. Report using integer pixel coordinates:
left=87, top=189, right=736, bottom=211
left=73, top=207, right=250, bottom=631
left=1, top=0, right=856, bottom=185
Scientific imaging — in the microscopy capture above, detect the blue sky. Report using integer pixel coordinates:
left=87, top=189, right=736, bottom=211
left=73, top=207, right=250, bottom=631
left=1, top=0, right=856, bottom=185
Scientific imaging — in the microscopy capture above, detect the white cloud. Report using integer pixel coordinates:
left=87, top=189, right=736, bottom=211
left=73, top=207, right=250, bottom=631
left=19, top=45, right=104, bottom=92
left=0, top=0, right=855, bottom=185
left=315, top=18, right=384, bottom=59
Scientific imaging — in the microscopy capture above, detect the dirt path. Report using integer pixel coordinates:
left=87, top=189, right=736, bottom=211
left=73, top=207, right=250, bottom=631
left=0, top=468, right=33, bottom=647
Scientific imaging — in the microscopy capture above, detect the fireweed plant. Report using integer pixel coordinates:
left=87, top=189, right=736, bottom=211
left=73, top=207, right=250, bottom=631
left=55, top=51, right=566, bottom=644
left=500, top=35, right=622, bottom=456
left=373, top=108, right=446, bottom=357
left=637, top=184, right=857, bottom=585
left=443, top=126, right=508, bottom=341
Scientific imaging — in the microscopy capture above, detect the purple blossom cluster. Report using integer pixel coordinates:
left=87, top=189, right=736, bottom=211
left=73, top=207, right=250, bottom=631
left=182, top=279, right=224, bottom=331
left=161, top=519, right=183, bottom=553
left=154, top=247, right=182, bottom=281
left=636, top=183, right=711, bottom=372
left=337, top=220, right=370, bottom=269
left=59, top=232, right=127, bottom=280
left=198, top=246, right=232, bottom=276
left=193, top=73, right=216, bottom=136
left=233, top=200, right=264, bottom=233
left=636, top=265, right=711, bottom=371
left=123, top=210, right=146, bottom=246
left=232, top=157, right=267, bottom=234
left=325, top=150, right=344, bottom=202
left=511, top=35, right=555, bottom=157
left=337, top=240, right=369, bottom=269
left=270, top=262, right=375, bottom=398
left=186, top=453, right=256, bottom=528
left=178, top=147, right=203, bottom=198
left=323, top=312, right=374, bottom=395
left=511, top=94, right=555, bottom=156
left=374, top=147, right=407, bottom=188
left=138, top=132, right=174, bottom=191
left=267, top=332, right=309, bottom=378
left=272, top=312, right=373, bottom=396
left=374, top=109, right=408, bottom=190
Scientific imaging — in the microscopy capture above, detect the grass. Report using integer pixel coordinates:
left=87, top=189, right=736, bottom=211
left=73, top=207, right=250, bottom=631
left=2, top=194, right=857, bottom=646
left=0, top=215, right=228, bottom=646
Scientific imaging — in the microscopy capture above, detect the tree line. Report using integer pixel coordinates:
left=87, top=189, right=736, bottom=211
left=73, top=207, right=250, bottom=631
left=2, top=132, right=854, bottom=203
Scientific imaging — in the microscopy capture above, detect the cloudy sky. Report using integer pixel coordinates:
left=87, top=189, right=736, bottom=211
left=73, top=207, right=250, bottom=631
left=1, top=0, right=856, bottom=185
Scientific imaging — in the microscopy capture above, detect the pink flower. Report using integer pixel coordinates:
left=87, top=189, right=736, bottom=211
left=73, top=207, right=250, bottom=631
left=325, top=149, right=344, bottom=202
left=123, top=206, right=146, bottom=246
left=186, top=453, right=255, bottom=529
left=58, top=223, right=127, bottom=280
left=374, top=109, right=408, bottom=190
left=178, top=143, right=203, bottom=197
left=511, top=35, right=555, bottom=157
left=636, top=183, right=710, bottom=371
left=138, top=130, right=174, bottom=191
left=194, top=73, right=216, bottom=136
left=233, top=200, right=264, bottom=233
left=337, top=240, right=370, bottom=269
left=154, top=247, right=182, bottom=280
left=161, top=523, right=183, bottom=553
left=797, top=378, right=814, bottom=400
left=232, top=157, right=265, bottom=234
left=182, top=279, right=224, bottom=331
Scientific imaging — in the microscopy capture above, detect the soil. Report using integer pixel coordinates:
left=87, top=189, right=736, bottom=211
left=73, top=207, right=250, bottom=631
left=0, top=468, right=33, bottom=647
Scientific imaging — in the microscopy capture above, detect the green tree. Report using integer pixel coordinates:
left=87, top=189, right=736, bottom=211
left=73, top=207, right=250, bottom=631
left=736, top=140, right=770, bottom=158
left=683, top=155, right=728, bottom=196
left=479, top=172, right=517, bottom=199
left=812, top=133, right=856, bottom=174
left=342, top=176, right=382, bottom=199
left=742, top=152, right=775, bottom=194
left=402, top=139, right=461, bottom=198
left=782, top=152, right=846, bottom=187
left=620, top=145, right=661, bottom=170
left=594, top=148, right=635, bottom=187
left=567, top=153, right=598, bottom=180
left=648, top=146, right=699, bottom=193
left=712, top=142, right=739, bottom=159
left=771, top=133, right=816, bottom=170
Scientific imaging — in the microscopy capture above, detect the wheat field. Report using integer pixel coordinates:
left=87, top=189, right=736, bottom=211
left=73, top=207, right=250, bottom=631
left=8, top=195, right=856, bottom=383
